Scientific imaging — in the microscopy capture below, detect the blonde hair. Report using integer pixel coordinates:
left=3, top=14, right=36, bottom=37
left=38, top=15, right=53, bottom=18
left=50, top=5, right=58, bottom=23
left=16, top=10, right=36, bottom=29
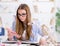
left=16, top=4, right=32, bottom=40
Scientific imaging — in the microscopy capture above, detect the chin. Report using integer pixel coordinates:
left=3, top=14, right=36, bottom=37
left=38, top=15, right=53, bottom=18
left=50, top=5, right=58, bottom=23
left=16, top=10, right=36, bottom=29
left=21, top=20, right=25, bottom=22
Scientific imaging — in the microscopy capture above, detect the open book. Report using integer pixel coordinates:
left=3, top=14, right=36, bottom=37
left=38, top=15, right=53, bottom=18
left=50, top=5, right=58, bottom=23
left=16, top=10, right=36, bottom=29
left=2, top=41, right=38, bottom=44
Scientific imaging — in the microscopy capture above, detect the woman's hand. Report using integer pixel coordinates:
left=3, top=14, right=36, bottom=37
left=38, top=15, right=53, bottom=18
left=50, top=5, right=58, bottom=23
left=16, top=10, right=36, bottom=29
left=6, top=28, right=21, bottom=40
left=39, top=37, right=47, bottom=45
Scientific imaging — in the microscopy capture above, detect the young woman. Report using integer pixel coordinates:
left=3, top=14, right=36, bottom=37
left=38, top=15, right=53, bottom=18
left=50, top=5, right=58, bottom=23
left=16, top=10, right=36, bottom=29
left=6, top=4, right=46, bottom=45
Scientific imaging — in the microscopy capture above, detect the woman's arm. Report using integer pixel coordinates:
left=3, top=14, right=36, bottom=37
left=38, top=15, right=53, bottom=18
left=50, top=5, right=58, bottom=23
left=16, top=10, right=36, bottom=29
left=34, top=24, right=47, bottom=45
left=31, top=24, right=47, bottom=45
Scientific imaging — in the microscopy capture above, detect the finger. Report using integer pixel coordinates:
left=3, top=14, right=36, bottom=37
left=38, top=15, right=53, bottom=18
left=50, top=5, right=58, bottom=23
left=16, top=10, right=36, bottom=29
left=14, top=34, right=21, bottom=38
left=17, top=40, right=21, bottom=45
left=6, top=27, right=16, bottom=34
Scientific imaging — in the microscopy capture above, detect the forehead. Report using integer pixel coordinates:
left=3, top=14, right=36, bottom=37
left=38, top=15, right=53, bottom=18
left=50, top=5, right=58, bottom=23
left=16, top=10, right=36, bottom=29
left=18, top=9, right=26, bottom=14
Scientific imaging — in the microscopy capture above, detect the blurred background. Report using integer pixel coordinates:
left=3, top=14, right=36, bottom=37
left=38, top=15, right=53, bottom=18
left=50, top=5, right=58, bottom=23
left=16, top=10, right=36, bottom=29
left=0, top=0, right=60, bottom=42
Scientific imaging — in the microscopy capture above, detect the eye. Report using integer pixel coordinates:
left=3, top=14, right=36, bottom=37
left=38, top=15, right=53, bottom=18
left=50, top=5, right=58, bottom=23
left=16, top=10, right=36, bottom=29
left=22, top=13, right=26, bottom=15
left=18, top=13, right=21, bottom=16
left=18, top=13, right=26, bottom=16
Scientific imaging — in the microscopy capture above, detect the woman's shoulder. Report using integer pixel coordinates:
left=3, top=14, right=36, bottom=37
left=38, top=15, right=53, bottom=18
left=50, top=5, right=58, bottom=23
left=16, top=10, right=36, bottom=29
left=31, top=20, right=40, bottom=28
left=31, top=21, right=40, bottom=31
left=32, top=23, right=38, bottom=28
left=28, top=20, right=40, bottom=28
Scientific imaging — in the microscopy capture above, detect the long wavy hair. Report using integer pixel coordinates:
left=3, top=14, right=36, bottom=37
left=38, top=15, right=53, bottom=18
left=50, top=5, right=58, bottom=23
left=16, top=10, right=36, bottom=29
left=16, top=4, right=32, bottom=40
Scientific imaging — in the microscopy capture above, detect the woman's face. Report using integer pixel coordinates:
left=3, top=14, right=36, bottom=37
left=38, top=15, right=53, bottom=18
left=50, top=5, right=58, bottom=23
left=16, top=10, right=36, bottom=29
left=18, top=9, right=27, bottom=22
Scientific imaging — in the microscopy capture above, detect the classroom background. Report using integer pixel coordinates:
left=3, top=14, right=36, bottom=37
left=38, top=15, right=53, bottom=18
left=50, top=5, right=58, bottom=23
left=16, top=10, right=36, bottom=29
left=0, top=0, right=60, bottom=42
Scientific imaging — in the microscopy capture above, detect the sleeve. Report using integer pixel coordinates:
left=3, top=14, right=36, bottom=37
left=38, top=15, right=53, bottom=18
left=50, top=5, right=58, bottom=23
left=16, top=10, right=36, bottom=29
left=10, top=21, right=18, bottom=41
left=30, top=24, right=43, bottom=42
left=11, top=15, right=16, bottom=32
left=37, top=25, right=49, bottom=41
left=37, top=26, right=44, bottom=36
left=11, top=21, right=16, bottom=32
left=36, top=25, right=44, bottom=42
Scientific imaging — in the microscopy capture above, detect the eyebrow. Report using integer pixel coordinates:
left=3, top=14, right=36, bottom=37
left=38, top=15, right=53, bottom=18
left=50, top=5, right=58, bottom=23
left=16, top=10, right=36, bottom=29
left=18, top=13, right=26, bottom=14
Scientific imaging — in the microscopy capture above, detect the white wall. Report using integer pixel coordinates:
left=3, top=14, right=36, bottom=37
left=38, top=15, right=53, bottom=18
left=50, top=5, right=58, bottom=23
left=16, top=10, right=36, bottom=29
left=0, top=0, right=56, bottom=28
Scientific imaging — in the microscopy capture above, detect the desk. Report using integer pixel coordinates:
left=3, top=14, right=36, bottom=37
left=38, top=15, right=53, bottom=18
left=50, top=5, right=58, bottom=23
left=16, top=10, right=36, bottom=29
left=21, top=41, right=39, bottom=46
left=2, top=41, right=39, bottom=46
